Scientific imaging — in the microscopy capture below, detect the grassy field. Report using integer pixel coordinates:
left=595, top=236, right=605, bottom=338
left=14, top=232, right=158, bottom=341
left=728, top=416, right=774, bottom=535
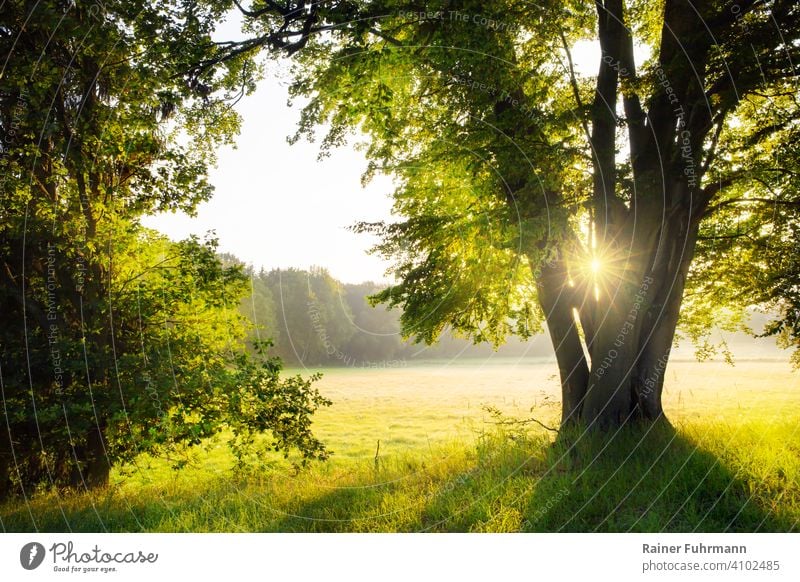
left=1, top=358, right=799, bottom=532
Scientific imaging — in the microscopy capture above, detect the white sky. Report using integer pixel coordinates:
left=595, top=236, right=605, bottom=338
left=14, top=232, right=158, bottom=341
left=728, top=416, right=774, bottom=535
left=141, top=65, right=397, bottom=284
left=142, top=29, right=607, bottom=284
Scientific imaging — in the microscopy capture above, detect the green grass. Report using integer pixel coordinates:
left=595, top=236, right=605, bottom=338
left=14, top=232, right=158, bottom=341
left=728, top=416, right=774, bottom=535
left=1, top=360, right=799, bottom=532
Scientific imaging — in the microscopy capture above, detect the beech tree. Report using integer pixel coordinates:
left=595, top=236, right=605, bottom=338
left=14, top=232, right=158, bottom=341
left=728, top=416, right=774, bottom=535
left=211, top=0, right=800, bottom=429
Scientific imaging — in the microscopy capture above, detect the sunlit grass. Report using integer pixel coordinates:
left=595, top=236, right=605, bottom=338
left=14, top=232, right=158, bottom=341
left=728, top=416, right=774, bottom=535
left=1, top=360, right=798, bottom=532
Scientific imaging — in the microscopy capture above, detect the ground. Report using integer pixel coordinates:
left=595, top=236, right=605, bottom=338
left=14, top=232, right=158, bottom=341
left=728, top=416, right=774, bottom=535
left=1, top=358, right=798, bottom=532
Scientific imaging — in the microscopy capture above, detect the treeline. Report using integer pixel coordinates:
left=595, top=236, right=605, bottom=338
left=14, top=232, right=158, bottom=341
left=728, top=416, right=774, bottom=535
left=221, top=257, right=552, bottom=367
left=225, top=262, right=783, bottom=368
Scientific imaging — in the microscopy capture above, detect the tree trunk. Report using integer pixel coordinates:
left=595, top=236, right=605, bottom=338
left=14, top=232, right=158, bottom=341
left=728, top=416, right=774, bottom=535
left=534, top=256, right=589, bottom=426
left=581, top=274, right=651, bottom=428
left=537, top=0, right=723, bottom=431
left=70, top=426, right=110, bottom=489
left=543, top=202, right=701, bottom=430
left=633, top=208, right=700, bottom=420
left=85, top=426, right=110, bottom=488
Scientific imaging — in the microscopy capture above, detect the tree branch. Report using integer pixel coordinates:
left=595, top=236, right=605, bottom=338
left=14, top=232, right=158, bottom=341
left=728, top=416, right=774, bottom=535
left=615, top=7, right=647, bottom=170
left=711, top=197, right=800, bottom=210
left=591, top=0, right=630, bottom=236
left=232, top=0, right=290, bottom=18
left=489, top=415, right=559, bottom=433
left=558, top=30, right=591, bottom=144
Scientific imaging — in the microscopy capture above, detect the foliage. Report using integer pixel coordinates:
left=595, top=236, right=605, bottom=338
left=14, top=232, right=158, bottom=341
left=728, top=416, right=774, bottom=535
left=0, top=0, right=328, bottom=497
left=227, top=341, right=331, bottom=470
left=230, top=266, right=555, bottom=366
left=262, top=267, right=355, bottom=364
left=278, top=0, right=799, bottom=345
left=219, top=253, right=281, bottom=354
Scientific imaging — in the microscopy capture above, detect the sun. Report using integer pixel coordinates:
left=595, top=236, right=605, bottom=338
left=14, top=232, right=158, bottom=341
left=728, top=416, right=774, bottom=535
left=590, top=258, right=602, bottom=275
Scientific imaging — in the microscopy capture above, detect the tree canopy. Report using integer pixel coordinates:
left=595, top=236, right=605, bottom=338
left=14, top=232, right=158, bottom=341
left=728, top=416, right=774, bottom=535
left=213, top=0, right=800, bottom=428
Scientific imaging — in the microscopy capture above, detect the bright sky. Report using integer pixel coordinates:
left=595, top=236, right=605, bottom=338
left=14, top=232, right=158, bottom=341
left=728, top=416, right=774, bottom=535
left=142, top=28, right=607, bottom=284
left=141, top=62, right=397, bottom=284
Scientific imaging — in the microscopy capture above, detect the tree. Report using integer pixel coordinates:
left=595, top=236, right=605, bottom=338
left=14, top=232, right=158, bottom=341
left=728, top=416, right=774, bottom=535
left=213, top=0, right=800, bottom=429
left=219, top=255, right=282, bottom=356
left=263, top=267, right=355, bottom=365
left=342, top=281, right=403, bottom=364
left=0, top=0, right=328, bottom=498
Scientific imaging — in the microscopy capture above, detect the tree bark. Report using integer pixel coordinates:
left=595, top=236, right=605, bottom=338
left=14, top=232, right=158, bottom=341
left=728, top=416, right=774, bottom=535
left=633, top=205, right=700, bottom=420
left=534, top=256, right=589, bottom=426
left=582, top=277, right=647, bottom=428
left=552, top=197, right=701, bottom=429
left=565, top=0, right=719, bottom=430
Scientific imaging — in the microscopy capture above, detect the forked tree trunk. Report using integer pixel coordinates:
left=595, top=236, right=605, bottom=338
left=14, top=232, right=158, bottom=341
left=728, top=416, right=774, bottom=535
left=539, top=203, right=701, bottom=430
left=542, top=0, right=715, bottom=430
left=632, top=211, right=700, bottom=421
left=582, top=278, right=649, bottom=428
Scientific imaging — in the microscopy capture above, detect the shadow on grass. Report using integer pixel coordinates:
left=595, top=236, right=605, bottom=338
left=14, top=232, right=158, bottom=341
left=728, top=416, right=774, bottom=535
left=274, top=422, right=796, bottom=532
left=522, top=422, right=794, bottom=532
left=319, top=423, right=793, bottom=532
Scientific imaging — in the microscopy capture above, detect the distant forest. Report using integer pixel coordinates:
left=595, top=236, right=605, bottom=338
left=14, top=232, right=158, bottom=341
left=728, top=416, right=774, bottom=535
left=219, top=255, right=783, bottom=368
left=219, top=254, right=552, bottom=366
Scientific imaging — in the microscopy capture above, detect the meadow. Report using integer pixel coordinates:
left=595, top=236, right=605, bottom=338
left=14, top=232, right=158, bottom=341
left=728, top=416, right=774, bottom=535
left=1, top=358, right=798, bottom=532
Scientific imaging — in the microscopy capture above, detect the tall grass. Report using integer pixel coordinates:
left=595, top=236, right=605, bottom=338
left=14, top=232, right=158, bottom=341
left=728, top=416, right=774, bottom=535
left=1, top=418, right=797, bottom=532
